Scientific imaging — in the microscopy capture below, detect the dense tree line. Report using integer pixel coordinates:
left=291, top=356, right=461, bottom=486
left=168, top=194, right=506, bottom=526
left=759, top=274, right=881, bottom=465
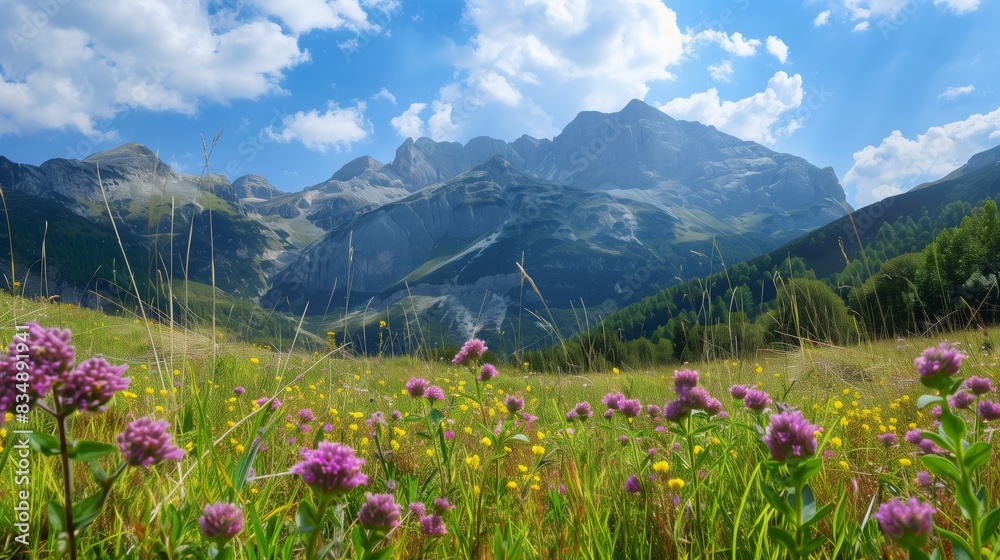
left=522, top=197, right=1000, bottom=371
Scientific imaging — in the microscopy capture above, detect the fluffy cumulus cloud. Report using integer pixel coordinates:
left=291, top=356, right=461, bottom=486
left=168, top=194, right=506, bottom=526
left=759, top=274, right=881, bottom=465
left=844, top=107, right=1000, bottom=206
left=390, top=102, right=427, bottom=138
left=401, top=0, right=686, bottom=141
left=659, top=71, right=805, bottom=145
left=765, top=36, right=789, bottom=64
left=264, top=102, right=371, bottom=152
left=373, top=87, right=397, bottom=104
left=691, top=30, right=761, bottom=57
left=0, top=0, right=393, bottom=137
left=813, top=10, right=832, bottom=26
left=708, top=60, right=734, bottom=83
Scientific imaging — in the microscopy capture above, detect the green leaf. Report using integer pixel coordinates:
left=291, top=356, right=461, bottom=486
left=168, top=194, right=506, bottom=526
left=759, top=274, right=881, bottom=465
left=790, top=458, right=824, bottom=487
left=48, top=500, right=66, bottom=533
left=939, top=407, right=967, bottom=442
left=980, top=507, right=1000, bottom=541
left=803, top=503, right=835, bottom=530
left=919, top=431, right=952, bottom=452
left=956, top=485, right=982, bottom=521
left=761, top=484, right=793, bottom=519
left=921, top=455, right=961, bottom=483
left=964, top=441, right=991, bottom=471
left=72, top=440, right=116, bottom=462
left=88, top=460, right=108, bottom=484
left=767, top=526, right=796, bottom=554
left=296, top=500, right=319, bottom=534
left=426, top=408, right=445, bottom=427
left=800, top=484, right=817, bottom=523
left=72, top=490, right=106, bottom=532
left=27, top=432, right=62, bottom=456
left=917, top=395, right=944, bottom=409
left=936, top=524, right=974, bottom=560
left=509, top=434, right=531, bottom=444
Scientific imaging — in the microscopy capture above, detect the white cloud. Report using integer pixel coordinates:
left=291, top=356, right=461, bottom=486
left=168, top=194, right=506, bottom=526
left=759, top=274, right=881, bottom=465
left=939, top=85, right=976, bottom=99
left=708, top=60, right=734, bottom=83
left=844, top=106, right=1000, bottom=206
left=659, top=71, right=805, bottom=145
left=852, top=21, right=870, bottom=32
left=403, top=0, right=685, bottom=141
left=248, top=0, right=370, bottom=34
left=827, top=0, right=979, bottom=27
left=264, top=102, right=371, bottom=152
left=692, top=30, right=761, bottom=57
left=390, top=102, right=427, bottom=138
left=373, top=87, right=397, bottom=104
left=934, top=0, right=980, bottom=14
left=765, top=36, right=789, bottom=64
left=0, top=1, right=394, bottom=137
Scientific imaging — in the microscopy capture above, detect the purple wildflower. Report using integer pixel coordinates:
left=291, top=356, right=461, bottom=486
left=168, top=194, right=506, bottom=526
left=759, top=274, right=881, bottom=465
left=646, top=404, right=662, bottom=419
left=290, top=442, right=367, bottom=496
left=390, top=410, right=403, bottom=421
left=58, top=357, right=130, bottom=413
left=0, top=324, right=76, bottom=414
left=703, top=398, right=724, bottom=417
left=425, top=386, right=446, bottom=403
left=432, top=498, right=455, bottom=514
left=603, top=409, right=615, bottom=420
left=662, top=400, right=689, bottom=421
left=904, top=429, right=923, bottom=445
left=965, top=376, right=995, bottom=396
left=358, top=493, right=401, bottom=531
left=478, top=363, right=499, bottom=381
left=504, top=395, right=525, bottom=414
left=744, top=390, right=771, bottom=411
left=405, top=377, right=429, bottom=398
left=624, top=475, right=641, bottom=494
left=298, top=408, right=315, bottom=423
left=729, top=384, right=750, bottom=399
left=603, top=392, right=625, bottom=410
left=916, top=471, right=933, bottom=487
left=763, top=410, right=819, bottom=463
left=980, top=400, right=1000, bottom=421
left=199, top=502, right=243, bottom=544
left=574, top=402, right=593, bottom=419
left=683, top=387, right=712, bottom=409
left=874, top=497, right=935, bottom=549
left=444, top=431, right=455, bottom=440
left=949, top=391, right=975, bottom=409
left=409, top=502, right=426, bottom=517
left=234, top=386, right=245, bottom=395
left=565, top=410, right=579, bottom=421
left=918, top=439, right=945, bottom=455
left=452, top=339, right=487, bottom=366
left=673, top=369, right=698, bottom=396
left=323, top=422, right=333, bottom=433
left=117, top=417, right=186, bottom=467
left=620, top=398, right=642, bottom=418
left=915, top=343, right=964, bottom=378
left=876, top=433, right=898, bottom=447
left=420, top=514, right=447, bottom=536
left=618, top=435, right=630, bottom=445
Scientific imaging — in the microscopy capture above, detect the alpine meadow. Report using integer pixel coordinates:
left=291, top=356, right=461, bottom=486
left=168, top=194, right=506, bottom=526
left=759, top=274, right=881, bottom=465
left=2, top=1, right=1000, bottom=559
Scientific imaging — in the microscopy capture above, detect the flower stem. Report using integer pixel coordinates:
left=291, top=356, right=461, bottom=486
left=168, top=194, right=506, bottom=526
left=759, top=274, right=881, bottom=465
left=55, top=409, right=78, bottom=560
left=304, top=495, right=334, bottom=560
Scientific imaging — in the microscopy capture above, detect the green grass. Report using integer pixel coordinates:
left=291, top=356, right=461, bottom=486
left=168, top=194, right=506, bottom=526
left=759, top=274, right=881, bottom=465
left=1, top=291, right=999, bottom=558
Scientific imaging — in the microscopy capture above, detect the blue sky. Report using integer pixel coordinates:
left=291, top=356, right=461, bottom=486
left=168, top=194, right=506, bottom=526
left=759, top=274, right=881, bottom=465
left=0, top=0, right=997, bottom=207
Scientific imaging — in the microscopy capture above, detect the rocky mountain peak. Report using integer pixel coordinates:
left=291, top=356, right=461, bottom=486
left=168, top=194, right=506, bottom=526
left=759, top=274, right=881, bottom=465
left=233, top=174, right=281, bottom=200
left=330, top=155, right=384, bottom=182
left=82, top=142, right=165, bottom=172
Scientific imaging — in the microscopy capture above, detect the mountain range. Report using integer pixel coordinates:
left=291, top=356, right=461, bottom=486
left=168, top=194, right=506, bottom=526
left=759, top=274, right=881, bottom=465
left=0, top=99, right=851, bottom=347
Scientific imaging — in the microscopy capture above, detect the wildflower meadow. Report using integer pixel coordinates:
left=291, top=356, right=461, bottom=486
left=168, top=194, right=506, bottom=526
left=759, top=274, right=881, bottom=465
left=2, top=294, right=1000, bottom=559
